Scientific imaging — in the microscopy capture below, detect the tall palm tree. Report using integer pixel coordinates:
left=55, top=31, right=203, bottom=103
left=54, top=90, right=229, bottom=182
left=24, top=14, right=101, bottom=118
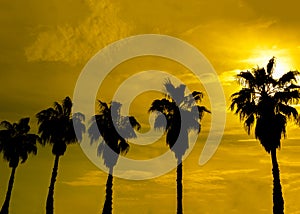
left=0, top=118, right=38, bottom=214
left=230, top=57, right=300, bottom=214
left=88, top=100, right=141, bottom=214
left=36, top=96, right=85, bottom=214
left=149, top=80, right=210, bottom=214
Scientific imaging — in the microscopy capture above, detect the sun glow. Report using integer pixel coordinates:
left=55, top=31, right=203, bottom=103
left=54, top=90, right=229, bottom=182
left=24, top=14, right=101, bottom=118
left=243, top=48, right=296, bottom=79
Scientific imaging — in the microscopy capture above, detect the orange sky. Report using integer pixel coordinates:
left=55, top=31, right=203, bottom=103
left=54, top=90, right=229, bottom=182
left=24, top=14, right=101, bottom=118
left=1, top=0, right=300, bottom=213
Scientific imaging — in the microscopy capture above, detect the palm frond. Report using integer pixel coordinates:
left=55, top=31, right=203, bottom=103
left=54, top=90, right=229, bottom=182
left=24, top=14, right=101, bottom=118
left=0, top=121, right=13, bottom=130
left=266, top=56, right=275, bottom=75
left=72, top=112, right=86, bottom=142
left=149, top=98, right=173, bottom=113
left=164, top=78, right=176, bottom=95
left=62, top=96, right=72, bottom=116
left=164, top=79, right=185, bottom=104
left=98, top=100, right=108, bottom=112
left=198, top=106, right=211, bottom=114
left=192, top=91, right=203, bottom=102
left=17, top=117, right=30, bottom=134
left=153, top=113, right=167, bottom=130
left=244, top=114, right=255, bottom=134
left=286, top=83, right=300, bottom=90
left=277, top=103, right=298, bottom=119
left=128, top=116, right=141, bottom=131
left=88, top=115, right=102, bottom=143
left=237, top=71, right=255, bottom=87
left=193, top=105, right=211, bottom=122
left=278, top=71, right=300, bottom=85
left=274, top=90, right=300, bottom=104
left=36, top=108, right=56, bottom=124
left=97, top=141, right=105, bottom=157
left=54, top=102, right=63, bottom=115
left=118, top=139, right=130, bottom=155
left=180, top=110, right=200, bottom=132
left=192, top=90, right=203, bottom=99
left=230, top=88, right=256, bottom=120
left=254, top=68, right=268, bottom=88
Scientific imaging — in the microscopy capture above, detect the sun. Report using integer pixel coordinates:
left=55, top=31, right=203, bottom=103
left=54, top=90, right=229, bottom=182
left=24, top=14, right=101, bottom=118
left=272, top=59, right=291, bottom=79
left=244, top=48, right=295, bottom=79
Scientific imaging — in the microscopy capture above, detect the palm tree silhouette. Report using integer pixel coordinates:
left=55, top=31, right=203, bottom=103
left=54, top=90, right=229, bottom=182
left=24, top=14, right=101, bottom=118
left=36, top=96, right=85, bottom=214
left=230, top=57, right=300, bottom=214
left=149, top=80, right=210, bottom=214
left=88, top=100, right=140, bottom=214
left=0, top=118, right=38, bottom=214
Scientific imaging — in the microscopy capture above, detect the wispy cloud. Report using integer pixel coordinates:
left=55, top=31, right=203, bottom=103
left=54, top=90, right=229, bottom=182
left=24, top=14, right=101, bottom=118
left=25, top=0, right=132, bottom=65
left=238, top=139, right=257, bottom=142
left=219, top=70, right=240, bottom=86
left=63, top=170, right=104, bottom=187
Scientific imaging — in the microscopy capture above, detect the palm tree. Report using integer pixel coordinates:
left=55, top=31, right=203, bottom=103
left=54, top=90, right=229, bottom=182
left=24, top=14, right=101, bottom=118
left=149, top=80, right=210, bottom=214
left=88, top=100, right=141, bottom=214
left=230, top=57, right=300, bottom=214
left=0, top=118, right=38, bottom=214
left=36, top=96, right=85, bottom=214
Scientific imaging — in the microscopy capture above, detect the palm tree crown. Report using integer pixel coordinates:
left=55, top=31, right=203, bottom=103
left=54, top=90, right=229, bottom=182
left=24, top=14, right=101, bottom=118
left=149, top=79, right=210, bottom=159
left=88, top=100, right=141, bottom=170
left=0, top=118, right=38, bottom=168
left=230, top=57, right=300, bottom=152
left=36, top=96, right=85, bottom=155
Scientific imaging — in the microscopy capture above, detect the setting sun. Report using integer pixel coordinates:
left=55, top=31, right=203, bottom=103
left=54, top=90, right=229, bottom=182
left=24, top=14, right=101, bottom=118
left=243, top=49, right=296, bottom=79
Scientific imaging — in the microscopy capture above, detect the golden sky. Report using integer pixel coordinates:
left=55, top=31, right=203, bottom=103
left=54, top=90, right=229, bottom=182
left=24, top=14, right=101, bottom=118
left=1, top=0, right=300, bottom=213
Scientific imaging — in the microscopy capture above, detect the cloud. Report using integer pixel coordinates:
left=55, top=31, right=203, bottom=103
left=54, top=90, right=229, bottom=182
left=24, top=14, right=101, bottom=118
left=219, top=70, right=240, bottom=86
left=115, top=170, right=157, bottom=180
left=238, top=139, right=257, bottom=142
left=25, top=0, right=132, bottom=65
left=153, top=167, right=258, bottom=189
left=63, top=170, right=104, bottom=187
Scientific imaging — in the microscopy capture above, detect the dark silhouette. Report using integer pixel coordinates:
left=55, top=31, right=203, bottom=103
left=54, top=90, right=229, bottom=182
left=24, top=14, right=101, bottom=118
left=149, top=80, right=210, bottom=214
left=0, top=118, right=38, bottom=214
left=230, top=57, right=300, bottom=214
left=36, top=96, right=85, bottom=214
left=88, top=101, right=141, bottom=214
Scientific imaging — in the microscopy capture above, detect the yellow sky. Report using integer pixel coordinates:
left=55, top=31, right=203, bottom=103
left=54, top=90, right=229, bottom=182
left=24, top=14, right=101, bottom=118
left=1, top=0, right=300, bottom=213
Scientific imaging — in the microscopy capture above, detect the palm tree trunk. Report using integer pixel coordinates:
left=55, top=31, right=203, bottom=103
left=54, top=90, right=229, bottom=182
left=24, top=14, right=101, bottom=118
left=0, top=167, right=17, bottom=214
left=102, top=168, right=113, bottom=214
left=46, top=155, right=60, bottom=214
left=271, top=149, right=284, bottom=214
left=177, top=159, right=183, bottom=214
